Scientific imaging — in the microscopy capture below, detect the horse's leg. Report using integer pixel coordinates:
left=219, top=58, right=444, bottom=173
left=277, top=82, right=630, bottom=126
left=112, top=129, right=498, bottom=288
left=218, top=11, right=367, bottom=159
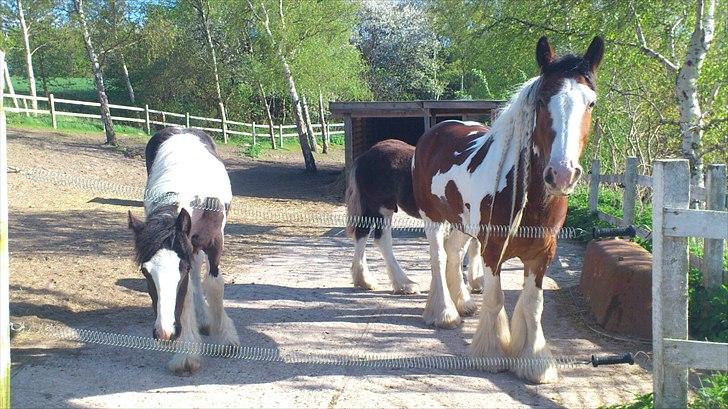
left=508, top=258, right=558, bottom=383
left=466, top=239, right=485, bottom=293
left=422, top=218, right=460, bottom=328
left=374, top=208, right=419, bottom=294
left=167, top=274, right=202, bottom=376
left=202, top=240, right=240, bottom=347
left=444, top=230, right=477, bottom=316
left=190, top=250, right=211, bottom=335
left=469, top=262, right=510, bottom=372
left=351, top=214, right=377, bottom=290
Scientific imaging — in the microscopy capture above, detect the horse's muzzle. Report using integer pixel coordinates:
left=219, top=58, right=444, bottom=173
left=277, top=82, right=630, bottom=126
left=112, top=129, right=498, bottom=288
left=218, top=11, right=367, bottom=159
left=544, top=163, right=582, bottom=195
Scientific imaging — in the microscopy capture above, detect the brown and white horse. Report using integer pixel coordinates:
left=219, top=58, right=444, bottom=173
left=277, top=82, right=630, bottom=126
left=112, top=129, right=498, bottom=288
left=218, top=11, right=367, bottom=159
left=346, top=139, right=484, bottom=294
left=412, top=36, right=603, bottom=383
left=128, top=127, right=240, bottom=375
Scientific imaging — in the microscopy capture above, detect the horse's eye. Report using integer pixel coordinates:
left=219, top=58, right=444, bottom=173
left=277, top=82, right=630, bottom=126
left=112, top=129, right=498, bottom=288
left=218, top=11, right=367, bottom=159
left=588, top=101, right=596, bottom=109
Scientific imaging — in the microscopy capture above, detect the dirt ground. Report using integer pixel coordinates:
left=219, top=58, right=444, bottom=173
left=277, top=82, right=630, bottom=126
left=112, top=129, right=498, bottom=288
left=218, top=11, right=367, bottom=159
left=7, top=128, right=652, bottom=408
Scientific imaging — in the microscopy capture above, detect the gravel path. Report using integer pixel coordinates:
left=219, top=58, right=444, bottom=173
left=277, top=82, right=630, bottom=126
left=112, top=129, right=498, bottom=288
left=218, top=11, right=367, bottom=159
left=8, top=129, right=652, bottom=408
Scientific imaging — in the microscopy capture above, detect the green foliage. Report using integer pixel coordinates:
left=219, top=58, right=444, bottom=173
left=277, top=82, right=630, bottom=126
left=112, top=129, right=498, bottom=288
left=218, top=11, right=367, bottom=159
left=601, top=373, right=727, bottom=409
left=600, top=392, right=653, bottom=409
left=689, top=268, right=728, bottom=343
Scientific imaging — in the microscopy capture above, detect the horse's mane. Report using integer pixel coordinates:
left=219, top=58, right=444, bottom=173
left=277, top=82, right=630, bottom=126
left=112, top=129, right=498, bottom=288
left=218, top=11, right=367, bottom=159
left=481, top=76, right=541, bottom=262
left=132, top=205, right=179, bottom=265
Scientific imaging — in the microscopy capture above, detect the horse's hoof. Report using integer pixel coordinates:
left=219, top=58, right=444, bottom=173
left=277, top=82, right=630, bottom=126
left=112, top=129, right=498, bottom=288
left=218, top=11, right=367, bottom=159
left=393, top=282, right=420, bottom=295
left=514, top=363, right=559, bottom=384
left=168, top=354, right=201, bottom=376
left=469, top=276, right=485, bottom=294
left=457, top=298, right=478, bottom=317
left=425, top=308, right=461, bottom=329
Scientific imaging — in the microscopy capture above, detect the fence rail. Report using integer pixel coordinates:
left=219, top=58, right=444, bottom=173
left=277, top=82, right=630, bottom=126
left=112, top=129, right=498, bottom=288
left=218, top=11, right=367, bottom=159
left=651, top=159, right=728, bottom=408
left=588, top=157, right=727, bottom=288
left=2, top=92, right=344, bottom=147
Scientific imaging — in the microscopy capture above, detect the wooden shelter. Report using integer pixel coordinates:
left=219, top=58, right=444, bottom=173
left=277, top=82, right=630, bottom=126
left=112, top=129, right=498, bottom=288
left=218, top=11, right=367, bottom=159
left=329, top=100, right=504, bottom=172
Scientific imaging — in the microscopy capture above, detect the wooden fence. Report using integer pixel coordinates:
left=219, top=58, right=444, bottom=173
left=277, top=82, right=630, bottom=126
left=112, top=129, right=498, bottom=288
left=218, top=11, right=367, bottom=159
left=588, top=157, right=727, bottom=287
left=1, top=92, right=344, bottom=146
left=651, top=159, right=728, bottom=408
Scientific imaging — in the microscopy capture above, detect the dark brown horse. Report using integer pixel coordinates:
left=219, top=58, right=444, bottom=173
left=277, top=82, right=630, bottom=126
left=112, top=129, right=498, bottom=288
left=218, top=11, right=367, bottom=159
left=412, top=36, right=603, bottom=383
left=346, top=139, right=484, bottom=294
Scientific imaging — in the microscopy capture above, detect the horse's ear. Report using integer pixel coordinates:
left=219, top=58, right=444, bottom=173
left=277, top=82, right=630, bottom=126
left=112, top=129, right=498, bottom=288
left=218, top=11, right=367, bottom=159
left=128, top=211, right=145, bottom=235
left=176, top=208, right=192, bottom=237
left=536, top=36, right=555, bottom=71
left=584, top=36, right=604, bottom=72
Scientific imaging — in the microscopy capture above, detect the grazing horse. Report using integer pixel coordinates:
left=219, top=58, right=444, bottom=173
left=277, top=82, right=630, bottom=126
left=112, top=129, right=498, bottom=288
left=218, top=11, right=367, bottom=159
left=412, top=36, right=603, bottom=383
left=346, top=139, right=485, bottom=294
left=128, top=127, right=240, bottom=375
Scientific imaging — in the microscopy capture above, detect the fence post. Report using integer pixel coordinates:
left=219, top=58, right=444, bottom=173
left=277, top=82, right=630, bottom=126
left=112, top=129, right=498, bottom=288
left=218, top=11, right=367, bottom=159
left=279, top=124, right=283, bottom=147
left=269, top=123, right=274, bottom=149
left=588, top=160, right=600, bottom=214
left=219, top=103, right=228, bottom=143
left=48, top=93, right=57, bottom=129
left=652, top=159, right=690, bottom=409
left=622, top=157, right=638, bottom=227
left=0, top=52, right=12, bottom=409
left=703, top=164, right=726, bottom=287
left=144, top=104, right=150, bottom=134
left=252, top=122, right=257, bottom=146
left=185, top=112, right=190, bottom=128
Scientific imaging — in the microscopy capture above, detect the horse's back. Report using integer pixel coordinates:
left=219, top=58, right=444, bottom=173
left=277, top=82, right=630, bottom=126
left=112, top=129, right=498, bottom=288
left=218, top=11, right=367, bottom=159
left=144, top=127, right=231, bottom=214
left=355, top=139, right=418, bottom=216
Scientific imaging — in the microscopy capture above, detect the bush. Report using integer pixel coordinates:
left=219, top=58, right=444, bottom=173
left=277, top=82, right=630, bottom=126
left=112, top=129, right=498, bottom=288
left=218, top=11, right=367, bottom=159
left=601, top=373, right=727, bottom=408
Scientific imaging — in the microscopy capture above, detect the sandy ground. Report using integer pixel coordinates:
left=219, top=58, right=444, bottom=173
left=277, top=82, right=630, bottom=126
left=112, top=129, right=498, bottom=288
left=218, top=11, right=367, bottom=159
left=7, top=129, right=652, bottom=408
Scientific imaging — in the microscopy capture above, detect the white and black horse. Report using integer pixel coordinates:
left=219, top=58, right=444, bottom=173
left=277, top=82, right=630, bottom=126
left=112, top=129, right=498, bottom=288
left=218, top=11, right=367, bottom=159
left=128, top=127, right=239, bottom=375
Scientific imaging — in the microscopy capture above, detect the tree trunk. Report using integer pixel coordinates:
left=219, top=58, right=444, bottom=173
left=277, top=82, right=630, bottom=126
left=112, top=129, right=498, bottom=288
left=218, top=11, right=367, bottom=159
left=258, top=82, right=276, bottom=149
left=193, top=0, right=224, bottom=117
left=319, top=91, right=329, bottom=154
left=280, top=57, right=316, bottom=172
left=74, top=0, right=116, bottom=145
left=301, top=95, right=318, bottom=153
left=118, top=52, right=135, bottom=104
left=38, top=53, right=49, bottom=96
left=16, top=0, right=38, bottom=112
left=676, top=0, right=715, bottom=188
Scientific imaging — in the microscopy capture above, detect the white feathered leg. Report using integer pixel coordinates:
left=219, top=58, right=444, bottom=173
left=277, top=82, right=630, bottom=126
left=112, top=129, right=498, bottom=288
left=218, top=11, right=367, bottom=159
left=167, top=276, right=202, bottom=376
left=509, top=271, right=558, bottom=383
left=203, top=269, right=240, bottom=347
left=351, top=236, right=377, bottom=290
left=466, top=240, right=485, bottom=293
left=375, top=209, right=419, bottom=294
left=469, top=265, right=510, bottom=372
left=422, top=219, right=460, bottom=328
left=190, top=251, right=211, bottom=335
left=444, top=230, right=477, bottom=316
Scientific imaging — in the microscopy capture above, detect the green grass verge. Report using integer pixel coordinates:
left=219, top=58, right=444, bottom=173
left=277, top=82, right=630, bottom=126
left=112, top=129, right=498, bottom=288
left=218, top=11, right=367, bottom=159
left=601, top=372, right=727, bottom=409
left=7, top=112, right=147, bottom=139
left=229, top=132, right=344, bottom=159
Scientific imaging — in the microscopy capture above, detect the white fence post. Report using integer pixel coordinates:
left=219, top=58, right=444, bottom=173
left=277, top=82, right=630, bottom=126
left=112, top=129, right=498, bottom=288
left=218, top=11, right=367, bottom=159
left=622, top=156, right=638, bottom=227
left=588, top=160, right=600, bottom=214
left=0, top=51, right=11, bottom=408
left=652, top=159, right=690, bottom=409
left=185, top=112, right=190, bottom=128
left=144, top=104, right=150, bottom=134
left=703, top=164, right=726, bottom=287
left=219, top=103, right=228, bottom=143
left=48, top=93, right=57, bottom=129
left=279, top=124, right=283, bottom=147
left=252, top=122, right=257, bottom=146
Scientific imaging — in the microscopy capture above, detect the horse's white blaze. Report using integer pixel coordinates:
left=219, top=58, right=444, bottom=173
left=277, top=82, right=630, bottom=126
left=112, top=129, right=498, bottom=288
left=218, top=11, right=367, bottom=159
left=425, top=78, right=541, bottom=236
left=547, top=79, right=595, bottom=167
left=143, top=248, right=182, bottom=336
left=145, top=132, right=232, bottom=217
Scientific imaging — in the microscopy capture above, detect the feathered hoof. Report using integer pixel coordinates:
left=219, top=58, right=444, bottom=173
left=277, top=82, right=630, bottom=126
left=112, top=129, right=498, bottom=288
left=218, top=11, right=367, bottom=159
left=457, top=298, right=478, bottom=317
left=469, top=276, right=485, bottom=294
left=513, top=363, right=559, bottom=384
left=424, top=305, right=461, bottom=329
left=393, top=281, right=420, bottom=295
left=352, top=267, right=377, bottom=291
left=214, top=317, right=241, bottom=347
left=168, top=354, right=201, bottom=376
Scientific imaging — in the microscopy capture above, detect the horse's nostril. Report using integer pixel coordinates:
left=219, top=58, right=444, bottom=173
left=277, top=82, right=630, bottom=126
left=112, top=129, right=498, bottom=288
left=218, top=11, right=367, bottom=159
left=544, top=167, right=555, bottom=186
left=573, top=167, right=583, bottom=182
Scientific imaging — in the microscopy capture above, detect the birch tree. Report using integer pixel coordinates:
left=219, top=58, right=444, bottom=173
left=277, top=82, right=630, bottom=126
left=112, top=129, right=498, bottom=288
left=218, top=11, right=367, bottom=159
left=187, top=0, right=224, bottom=117
left=13, top=0, right=56, bottom=112
left=632, top=0, right=717, bottom=187
left=73, top=0, right=115, bottom=145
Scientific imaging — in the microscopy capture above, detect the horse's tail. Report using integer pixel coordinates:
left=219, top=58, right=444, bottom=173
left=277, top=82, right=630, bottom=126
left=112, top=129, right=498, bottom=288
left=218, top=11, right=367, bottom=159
left=345, top=161, right=363, bottom=238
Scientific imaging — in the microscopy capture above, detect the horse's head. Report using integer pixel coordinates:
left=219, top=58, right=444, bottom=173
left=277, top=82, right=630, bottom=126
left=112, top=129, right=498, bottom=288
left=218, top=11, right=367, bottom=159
left=532, top=36, right=604, bottom=196
left=128, top=208, right=194, bottom=341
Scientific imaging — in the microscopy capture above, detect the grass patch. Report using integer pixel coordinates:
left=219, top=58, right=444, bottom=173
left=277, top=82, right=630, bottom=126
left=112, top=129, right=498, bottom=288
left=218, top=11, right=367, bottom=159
left=228, top=133, right=343, bottom=159
left=7, top=112, right=148, bottom=139
left=602, top=372, right=728, bottom=409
